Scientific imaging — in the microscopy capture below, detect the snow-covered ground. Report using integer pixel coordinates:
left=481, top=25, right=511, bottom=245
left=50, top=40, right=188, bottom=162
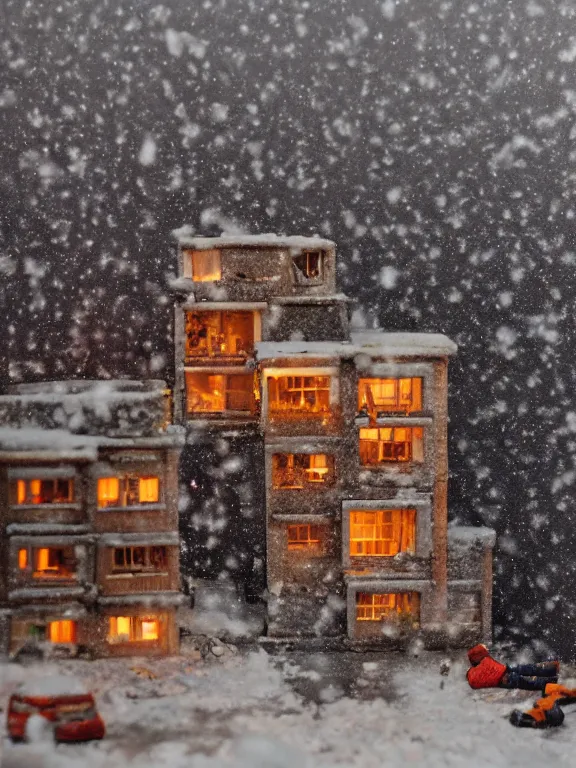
left=2, top=648, right=576, bottom=768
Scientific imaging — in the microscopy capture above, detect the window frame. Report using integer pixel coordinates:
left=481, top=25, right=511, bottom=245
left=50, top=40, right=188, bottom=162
left=272, top=453, right=335, bottom=489
left=358, top=377, right=423, bottom=419
left=348, top=509, right=416, bottom=558
left=111, top=545, right=168, bottom=574
left=107, top=615, right=162, bottom=644
left=184, top=368, right=258, bottom=417
left=292, top=249, right=325, bottom=285
left=184, top=309, right=261, bottom=362
left=286, top=523, right=325, bottom=554
left=11, top=478, right=75, bottom=507
left=263, top=367, right=340, bottom=425
left=183, top=249, right=222, bottom=282
left=359, top=426, right=425, bottom=466
left=96, top=474, right=162, bottom=510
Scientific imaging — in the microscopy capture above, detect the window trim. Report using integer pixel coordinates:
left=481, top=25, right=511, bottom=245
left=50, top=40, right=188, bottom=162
left=262, top=366, right=339, bottom=426
left=292, top=249, right=325, bottom=285
left=341, top=500, right=432, bottom=565
left=96, top=475, right=162, bottom=510
left=184, top=367, right=258, bottom=417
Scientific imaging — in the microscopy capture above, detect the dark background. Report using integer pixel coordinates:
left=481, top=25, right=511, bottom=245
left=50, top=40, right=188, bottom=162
left=2, top=0, right=576, bottom=656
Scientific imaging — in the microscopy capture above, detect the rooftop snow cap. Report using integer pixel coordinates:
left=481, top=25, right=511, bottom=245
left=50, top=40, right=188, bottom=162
left=467, top=644, right=489, bottom=665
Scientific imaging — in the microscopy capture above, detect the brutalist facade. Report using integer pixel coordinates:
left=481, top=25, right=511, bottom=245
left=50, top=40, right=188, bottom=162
left=173, top=235, right=495, bottom=647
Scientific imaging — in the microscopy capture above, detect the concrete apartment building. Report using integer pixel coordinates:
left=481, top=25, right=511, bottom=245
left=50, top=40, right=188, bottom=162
left=0, top=381, right=183, bottom=658
left=173, top=235, right=495, bottom=647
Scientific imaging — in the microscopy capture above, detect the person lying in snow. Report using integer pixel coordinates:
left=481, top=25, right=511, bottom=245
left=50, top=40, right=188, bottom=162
left=466, top=644, right=559, bottom=690
left=510, top=683, right=576, bottom=728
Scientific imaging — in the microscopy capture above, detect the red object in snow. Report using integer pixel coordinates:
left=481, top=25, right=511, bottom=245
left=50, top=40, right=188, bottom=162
left=7, top=677, right=105, bottom=743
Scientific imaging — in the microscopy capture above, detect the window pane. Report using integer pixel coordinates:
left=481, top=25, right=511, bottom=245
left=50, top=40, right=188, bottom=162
left=139, top=477, right=159, bottom=503
left=192, top=250, right=221, bottom=282
left=98, top=477, right=119, bottom=507
left=350, top=510, right=416, bottom=557
left=49, top=620, right=76, bottom=643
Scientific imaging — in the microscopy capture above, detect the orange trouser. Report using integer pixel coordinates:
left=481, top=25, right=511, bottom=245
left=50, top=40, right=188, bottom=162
left=526, top=684, right=576, bottom=722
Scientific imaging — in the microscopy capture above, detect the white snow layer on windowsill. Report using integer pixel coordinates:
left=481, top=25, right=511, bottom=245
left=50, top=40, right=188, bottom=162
left=174, top=232, right=335, bottom=251
left=256, top=331, right=457, bottom=360
left=0, top=427, right=183, bottom=454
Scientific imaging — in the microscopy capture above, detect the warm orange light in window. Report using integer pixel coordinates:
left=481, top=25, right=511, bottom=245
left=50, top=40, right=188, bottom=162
left=356, top=592, right=419, bottom=623
left=98, top=477, right=119, bottom=507
left=36, top=548, right=52, bottom=571
left=48, top=620, right=77, bottom=643
left=139, top=477, right=159, bottom=503
left=358, top=377, right=422, bottom=415
left=287, top=524, right=323, bottom=552
left=359, top=426, right=424, bottom=464
left=16, top=480, right=26, bottom=505
left=30, top=479, right=41, bottom=503
left=141, top=620, right=159, bottom=641
left=109, top=616, right=131, bottom=640
left=349, top=509, right=416, bottom=556
left=189, top=249, right=222, bottom=282
left=18, top=549, right=27, bottom=569
left=268, top=375, right=331, bottom=417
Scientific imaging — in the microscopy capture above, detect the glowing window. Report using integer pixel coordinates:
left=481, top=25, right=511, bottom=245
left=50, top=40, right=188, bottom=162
left=349, top=509, right=416, bottom=557
left=12, top=478, right=74, bottom=505
left=112, top=545, right=167, bottom=572
left=268, top=375, right=331, bottom=419
left=287, top=524, right=323, bottom=552
left=185, top=372, right=256, bottom=415
left=185, top=249, right=222, bottom=282
left=32, top=547, right=77, bottom=578
left=356, top=592, right=420, bottom=624
left=108, top=616, right=160, bottom=643
left=359, top=427, right=424, bottom=465
left=18, top=549, right=27, bottom=569
left=97, top=476, right=161, bottom=508
left=358, top=378, right=422, bottom=417
left=273, top=454, right=334, bottom=488
left=185, top=311, right=258, bottom=360
left=48, top=620, right=77, bottom=643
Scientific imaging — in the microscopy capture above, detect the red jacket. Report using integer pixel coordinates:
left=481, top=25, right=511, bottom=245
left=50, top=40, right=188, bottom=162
left=466, top=656, right=508, bottom=689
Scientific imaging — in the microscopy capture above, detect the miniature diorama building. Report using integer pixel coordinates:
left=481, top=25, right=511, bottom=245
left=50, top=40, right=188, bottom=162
left=172, top=234, right=496, bottom=647
left=0, top=381, right=183, bottom=658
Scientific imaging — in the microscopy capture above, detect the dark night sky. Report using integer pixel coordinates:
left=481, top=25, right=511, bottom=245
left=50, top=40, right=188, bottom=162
left=3, top=0, right=576, bottom=655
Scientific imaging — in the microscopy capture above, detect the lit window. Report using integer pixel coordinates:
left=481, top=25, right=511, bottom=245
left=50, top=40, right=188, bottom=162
left=356, top=592, right=420, bottom=624
left=108, top=616, right=160, bottom=643
left=48, top=620, right=77, bottom=643
left=12, top=478, right=74, bottom=505
left=18, top=549, right=27, bottom=569
left=273, top=454, right=334, bottom=488
left=97, top=476, right=160, bottom=508
left=139, top=477, right=159, bottom=503
left=287, top=524, right=323, bottom=552
left=185, top=311, right=258, bottom=360
left=32, top=547, right=77, bottom=579
left=268, top=375, right=331, bottom=420
left=185, top=249, right=222, bottom=282
left=359, top=427, right=424, bottom=465
left=112, top=545, right=167, bottom=572
left=293, top=250, right=324, bottom=283
left=358, top=378, right=422, bottom=418
left=185, top=372, right=256, bottom=415
left=349, top=509, right=416, bottom=557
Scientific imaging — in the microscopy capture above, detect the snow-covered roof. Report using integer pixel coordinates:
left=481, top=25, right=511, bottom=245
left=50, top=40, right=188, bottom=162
left=16, top=676, right=88, bottom=698
left=448, top=525, right=497, bottom=548
left=0, top=427, right=183, bottom=460
left=256, top=331, right=457, bottom=361
left=175, top=233, right=335, bottom=251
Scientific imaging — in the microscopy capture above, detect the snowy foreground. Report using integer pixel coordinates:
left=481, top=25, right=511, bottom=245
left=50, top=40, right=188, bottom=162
left=2, top=647, right=576, bottom=768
